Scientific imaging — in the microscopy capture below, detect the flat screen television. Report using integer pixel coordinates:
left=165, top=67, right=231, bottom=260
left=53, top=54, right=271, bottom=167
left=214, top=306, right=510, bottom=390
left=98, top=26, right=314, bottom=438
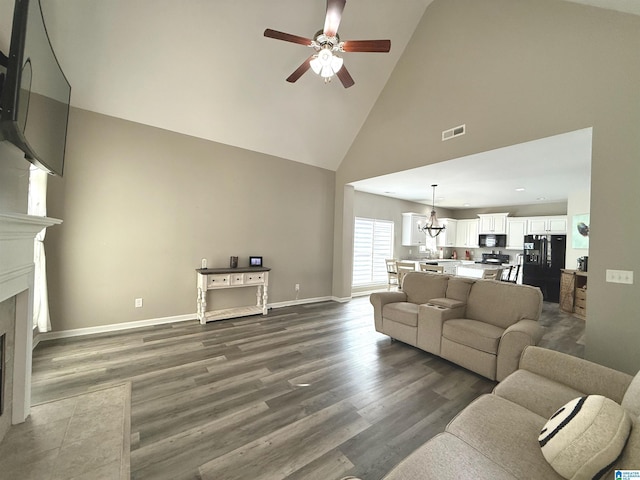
left=0, top=0, right=70, bottom=176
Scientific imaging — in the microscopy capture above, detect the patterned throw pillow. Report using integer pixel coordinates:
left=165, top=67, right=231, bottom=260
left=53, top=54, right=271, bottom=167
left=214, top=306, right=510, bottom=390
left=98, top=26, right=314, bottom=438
left=539, top=395, right=631, bottom=480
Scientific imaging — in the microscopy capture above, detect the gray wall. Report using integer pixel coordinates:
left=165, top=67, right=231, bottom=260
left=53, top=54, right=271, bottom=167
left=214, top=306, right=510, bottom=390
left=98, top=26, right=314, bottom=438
left=0, top=142, right=30, bottom=214
left=46, top=108, right=335, bottom=331
left=334, top=0, right=640, bottom=374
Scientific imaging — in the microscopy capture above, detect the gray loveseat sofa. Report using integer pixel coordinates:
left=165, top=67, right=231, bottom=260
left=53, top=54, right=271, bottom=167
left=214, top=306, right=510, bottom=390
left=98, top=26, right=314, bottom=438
left=383, top=346, right=640, bottom=479
left=370, top=271, right=544, bottom=381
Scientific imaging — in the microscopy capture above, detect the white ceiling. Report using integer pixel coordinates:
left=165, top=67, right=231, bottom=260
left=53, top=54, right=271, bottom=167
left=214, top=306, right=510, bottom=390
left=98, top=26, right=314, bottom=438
left=1, top=0, right=434, bottom=171
left=0, top=0, right=638, bottom=177
left=351, top=128, right=593, bottom=210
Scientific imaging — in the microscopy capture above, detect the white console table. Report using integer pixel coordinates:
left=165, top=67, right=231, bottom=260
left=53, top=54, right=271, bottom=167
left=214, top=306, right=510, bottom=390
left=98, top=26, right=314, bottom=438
left=196, top=267, right=270, bottom=324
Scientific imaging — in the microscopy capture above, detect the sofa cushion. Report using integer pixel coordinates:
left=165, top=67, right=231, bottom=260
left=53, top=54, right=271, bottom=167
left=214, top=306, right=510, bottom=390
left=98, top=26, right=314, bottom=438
left=494, top=369, right=586, bottom=419
left=446, top=394, right=564, bottom=479
left=402, top=272, right=449, bottom=305
left=466, top=281, right=543, bottom=329
left=614, top=415, right=640, bottom=470
left=446, top=276, right=475, bottom=302
left=538, top=395, right=631, bottom=480
left=621, top=371, right=640, bottom=417
left=382, top=432, right=518, bottom=480
left=428, top=297, right=466, bottom=309
left=442, top=319, right=504, bottom=354
left=383, top=302, right=419, bottom=327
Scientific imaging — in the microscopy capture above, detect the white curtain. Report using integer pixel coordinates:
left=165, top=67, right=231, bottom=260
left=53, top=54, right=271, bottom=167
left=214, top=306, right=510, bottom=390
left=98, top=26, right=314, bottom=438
left=28, top=165, right=51, bottom=332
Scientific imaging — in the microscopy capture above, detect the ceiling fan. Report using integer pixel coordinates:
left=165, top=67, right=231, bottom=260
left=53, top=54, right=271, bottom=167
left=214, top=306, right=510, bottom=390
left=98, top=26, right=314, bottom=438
left=264, top=0, right=391, bottom=88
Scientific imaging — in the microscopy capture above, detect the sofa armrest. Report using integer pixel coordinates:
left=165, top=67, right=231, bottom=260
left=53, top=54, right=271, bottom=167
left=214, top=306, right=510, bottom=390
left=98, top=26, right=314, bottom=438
left=518, top=345, right=633, bottom=403
left=417, top=303, right=466, bottom=355
left=496, top=319, right=543, bottom=382
left=370, top=291, right=407, bottom=332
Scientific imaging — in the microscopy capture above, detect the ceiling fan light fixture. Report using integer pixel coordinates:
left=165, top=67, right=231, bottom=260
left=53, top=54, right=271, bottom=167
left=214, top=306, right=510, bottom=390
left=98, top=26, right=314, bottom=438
left=310, top=56, right=322, bottom=75
left=264, top=1, right=391, bottom=88
left=310, top=48, right=343, bottom=78
left=331, top=54, right=343, bottom=73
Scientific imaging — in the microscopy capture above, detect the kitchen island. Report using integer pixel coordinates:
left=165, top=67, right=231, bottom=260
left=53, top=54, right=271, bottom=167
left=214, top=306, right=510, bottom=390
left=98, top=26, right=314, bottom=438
left=456, top=263, right=513, bottom=279
left=401, top=259, right=475, bottom=275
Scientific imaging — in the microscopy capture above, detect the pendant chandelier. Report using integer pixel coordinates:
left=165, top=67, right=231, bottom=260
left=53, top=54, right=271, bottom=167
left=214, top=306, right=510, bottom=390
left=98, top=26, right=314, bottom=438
left=419, top=184, right=446, bottom=238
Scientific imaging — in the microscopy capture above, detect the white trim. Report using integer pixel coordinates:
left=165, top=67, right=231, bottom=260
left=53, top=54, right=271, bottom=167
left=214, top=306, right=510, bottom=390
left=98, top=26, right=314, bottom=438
left=37, top=313, right=197, bottom=341
left=268, top=296, right=334, bottom=309
left=330, top=296, right=352, bottom=303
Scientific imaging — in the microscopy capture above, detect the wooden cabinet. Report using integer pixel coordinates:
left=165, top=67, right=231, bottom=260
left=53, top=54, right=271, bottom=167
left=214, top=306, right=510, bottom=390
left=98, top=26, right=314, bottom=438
left=477, top=213, right=509, bottom=234
left=528, top=216, right=567, bottom=234
left=401, top=213, right=428, bottom=246
left=560, top=269, right=587, bottom=320
left=506, top=218, right=527, bottom=250
left=437, top=218, right=457, bottom=247
left=560, top=270, right=576, bottom=313
left=455, top=219, right=479, bottom=248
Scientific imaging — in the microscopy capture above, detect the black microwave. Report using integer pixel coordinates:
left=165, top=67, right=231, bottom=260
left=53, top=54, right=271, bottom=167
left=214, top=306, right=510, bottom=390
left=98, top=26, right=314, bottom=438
left=478, top=234, right=507, bottom=248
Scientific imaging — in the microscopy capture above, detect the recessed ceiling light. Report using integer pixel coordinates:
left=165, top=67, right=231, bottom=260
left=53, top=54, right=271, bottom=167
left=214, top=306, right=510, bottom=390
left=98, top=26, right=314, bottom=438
left=536, top=197, right=546, bottom=201
left=384, top=191, right=396, bottom=194
left=463, top=203, right=471, bottom=207
left=515, top=188, right=526, bottom=192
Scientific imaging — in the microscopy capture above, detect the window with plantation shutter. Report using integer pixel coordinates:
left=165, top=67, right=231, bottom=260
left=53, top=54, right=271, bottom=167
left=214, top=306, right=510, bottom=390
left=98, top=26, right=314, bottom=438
left=353, top=217, right=394, bottom=286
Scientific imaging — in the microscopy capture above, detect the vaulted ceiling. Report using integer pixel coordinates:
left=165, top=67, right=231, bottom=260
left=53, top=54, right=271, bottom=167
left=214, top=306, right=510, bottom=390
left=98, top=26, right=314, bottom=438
left=1, top=0, right=638, bottom=174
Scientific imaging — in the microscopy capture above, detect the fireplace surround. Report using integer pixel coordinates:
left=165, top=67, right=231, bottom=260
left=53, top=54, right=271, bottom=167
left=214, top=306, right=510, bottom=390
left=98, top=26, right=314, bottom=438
left=0, top=212, right=61, bottom=443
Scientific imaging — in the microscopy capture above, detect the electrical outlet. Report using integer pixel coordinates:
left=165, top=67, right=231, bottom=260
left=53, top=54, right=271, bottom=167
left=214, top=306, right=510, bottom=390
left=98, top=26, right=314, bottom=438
left=135, top=298, right=143, bottom=308
left=295, top=284, right=300, bottom=292
left=605, top=270, right=634, bottom=285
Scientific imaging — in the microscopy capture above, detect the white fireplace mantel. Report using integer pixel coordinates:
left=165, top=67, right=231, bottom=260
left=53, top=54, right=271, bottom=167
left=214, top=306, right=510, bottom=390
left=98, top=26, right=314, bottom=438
left=0, top=212, right=62, bottom=423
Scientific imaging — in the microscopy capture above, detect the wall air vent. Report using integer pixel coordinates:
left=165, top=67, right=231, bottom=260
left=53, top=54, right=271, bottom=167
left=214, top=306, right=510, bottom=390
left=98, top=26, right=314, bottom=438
left=442, top=124, right=466, bottom=141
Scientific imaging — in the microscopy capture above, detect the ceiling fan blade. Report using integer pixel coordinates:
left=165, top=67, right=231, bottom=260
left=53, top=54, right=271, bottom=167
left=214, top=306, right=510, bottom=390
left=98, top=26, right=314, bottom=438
left=341, top=39, right=391, bottom=53
left=336, top=65, right=355, bottom=88
left=323, top=0, right=346, bottom=37
left=264, top=28, right=312, bottom=46
left=286, top=55, right=314, bottom=83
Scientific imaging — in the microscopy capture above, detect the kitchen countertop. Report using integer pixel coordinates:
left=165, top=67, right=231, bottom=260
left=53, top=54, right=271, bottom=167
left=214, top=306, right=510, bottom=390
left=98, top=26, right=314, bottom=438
left=458, top=263, right=517, bottom=270
left=403, top=259, right=475, bottom=264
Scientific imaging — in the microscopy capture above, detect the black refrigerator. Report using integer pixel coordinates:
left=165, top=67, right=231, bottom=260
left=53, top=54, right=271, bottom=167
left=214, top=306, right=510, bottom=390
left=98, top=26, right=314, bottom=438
left=523, top=234, right=566, bottom=302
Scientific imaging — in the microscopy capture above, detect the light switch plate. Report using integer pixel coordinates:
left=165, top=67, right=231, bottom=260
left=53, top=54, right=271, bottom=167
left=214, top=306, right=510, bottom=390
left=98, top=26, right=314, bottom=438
left=605, top=270, right=634, bottom=284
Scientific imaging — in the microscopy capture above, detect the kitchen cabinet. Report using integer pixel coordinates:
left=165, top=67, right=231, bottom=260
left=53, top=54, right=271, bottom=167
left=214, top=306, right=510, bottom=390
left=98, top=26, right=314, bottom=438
left=527, top=216, right=567, bottom=234
left=455, top=219, right=479, bottom=248
left=437, top=218, right=457, bottom=247
left=402, top=213, right=428, bottom=246
left=506, top=218, right=527, bottom=250
left=477, top=213, right=509, bottom=234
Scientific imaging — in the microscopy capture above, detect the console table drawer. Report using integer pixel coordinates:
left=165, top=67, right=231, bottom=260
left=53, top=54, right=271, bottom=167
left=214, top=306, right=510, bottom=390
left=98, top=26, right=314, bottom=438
left=207, top=274, right=231, bottom=288
left=230, top=273, right=245, bottom=285
left=244, top=272, right=265, bottom=284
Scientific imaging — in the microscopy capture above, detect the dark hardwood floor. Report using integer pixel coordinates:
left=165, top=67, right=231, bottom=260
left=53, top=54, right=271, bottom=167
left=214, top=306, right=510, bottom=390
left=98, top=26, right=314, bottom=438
left=31, top=296, right=584, bottom=480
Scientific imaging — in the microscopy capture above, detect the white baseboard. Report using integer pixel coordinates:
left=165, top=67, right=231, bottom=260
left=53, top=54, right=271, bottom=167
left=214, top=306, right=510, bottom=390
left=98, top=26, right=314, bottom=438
left=35, top=296, right=350, bottom=342
left=268, top=296, right=334, bottom=309
left=37, top=313, right=197, bottom=342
